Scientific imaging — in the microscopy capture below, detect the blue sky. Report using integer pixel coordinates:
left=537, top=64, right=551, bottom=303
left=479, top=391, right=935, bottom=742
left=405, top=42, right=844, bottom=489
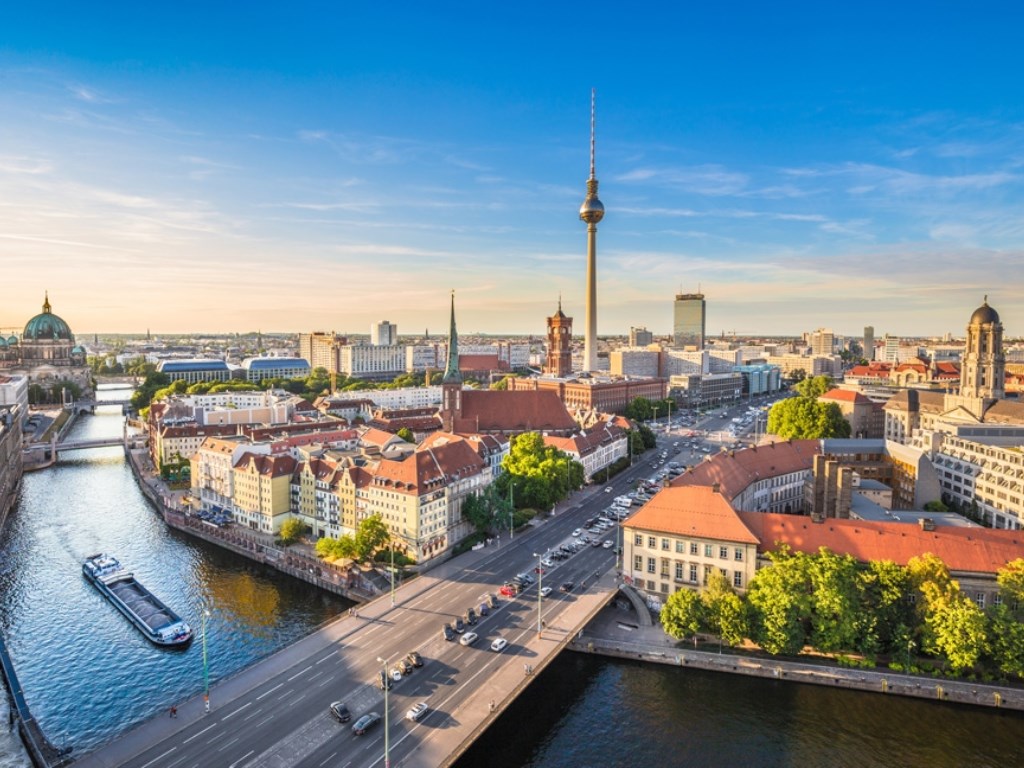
left=1, top=2, right=1023, bottom=339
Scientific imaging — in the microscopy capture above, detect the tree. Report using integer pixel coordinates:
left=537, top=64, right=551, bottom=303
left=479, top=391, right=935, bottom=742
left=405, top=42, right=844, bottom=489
left=661, top=588, right=704, bottom=642
left=702, top=570, right=748, bottom=649
left=624, top=397, right=654, bottom=422
left=500, top=433, right=583, bottom=509
left=278, top=518, right=305, bottom=545
left=316, top=534, right=357, bottom=561
left=857, top=560, right=914, bottom=655
left=746, top=547, right=812, bottom=655
left=794, top=375, right=833, bottom=398
left=988, top=605, right=1024, bottom=679
left=807, top=548, right=861, bottom=652
left=396, top=427, right=415, bottom=443
left=790, top=368, right=807, bottom=383
left=354, top=514, right=390, bottom=562
left=766, top=397, right=850, bottom=439
left=461, top=485, right=512, bottom=535
left=928, top=588, right=987, bottom=673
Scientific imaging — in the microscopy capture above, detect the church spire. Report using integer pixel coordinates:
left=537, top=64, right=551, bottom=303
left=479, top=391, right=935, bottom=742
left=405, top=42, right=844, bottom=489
left=42, top=291, right=51, bottom=314
left=442, top=291, right=462, bottom=384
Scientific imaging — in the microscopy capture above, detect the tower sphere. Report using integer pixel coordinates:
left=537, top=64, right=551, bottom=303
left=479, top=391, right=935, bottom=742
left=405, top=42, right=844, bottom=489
left=579, top=195, right=604, bottom=223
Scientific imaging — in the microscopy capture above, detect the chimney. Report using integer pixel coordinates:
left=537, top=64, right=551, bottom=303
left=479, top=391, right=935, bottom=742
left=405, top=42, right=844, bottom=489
left=712, top=482, right=720, bottom=494
left=919, top=517, right=936, bottom=532
left=810, top=512, right=825, bottom=523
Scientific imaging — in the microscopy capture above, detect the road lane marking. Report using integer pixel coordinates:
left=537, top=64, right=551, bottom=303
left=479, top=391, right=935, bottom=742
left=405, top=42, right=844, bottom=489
left=182, top=723, right=216, bottom=744
left=221, top=702, right=251, bottom=720
left=242, top=707, right=264, bottom=721
left=138, top=748, right=177, bottom=768
left=288, top=664, right=313, bottom=681
left=217, top=737, right=240, bottom=752
left=316, top=654, right=334, bottom=664
left=318, top=752, right=337, bottom=767
left=228, top=750, right=254, bottom=768
left=256, top=682, right=284, bottom=700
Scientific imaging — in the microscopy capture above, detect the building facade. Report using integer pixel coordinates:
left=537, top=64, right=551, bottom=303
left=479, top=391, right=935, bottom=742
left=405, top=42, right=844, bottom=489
left=673, top=293, right=706, bottom=350
left=544, top=301, right=573, bottom=377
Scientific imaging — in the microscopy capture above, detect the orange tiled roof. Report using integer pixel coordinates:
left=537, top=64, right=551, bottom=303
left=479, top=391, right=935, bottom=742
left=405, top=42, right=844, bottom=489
left=738, top=512, right=1024, bottom=576
left=459, top=353, right=505, bottom=371
left=456, top=390, right=576, bottom=433
left=672, top=439, right=820, bottom=501
left=626, top=486, right=759, bottom=544
left=821, top=389, right=871, bottom=404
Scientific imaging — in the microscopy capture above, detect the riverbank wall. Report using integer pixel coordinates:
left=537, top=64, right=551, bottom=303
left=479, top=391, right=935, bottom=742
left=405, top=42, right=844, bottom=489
left=124, top=447, right=376, bottom=604
left=0, top=634, right=69, bottom=768
left=570, top=630, right=1024, bottom=712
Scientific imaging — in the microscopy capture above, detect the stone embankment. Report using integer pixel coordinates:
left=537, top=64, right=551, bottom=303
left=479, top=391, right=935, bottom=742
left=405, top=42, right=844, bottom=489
left=571, top=625, right=1024, bottom=712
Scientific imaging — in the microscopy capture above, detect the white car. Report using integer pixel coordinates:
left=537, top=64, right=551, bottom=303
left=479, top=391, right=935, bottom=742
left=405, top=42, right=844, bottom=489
left=490, top=637, right=508, bottom=652
left=460, top=632, right=479, bottom=646
left=540, top=586, right=552, bottom=597
left=572, top=528, right=582, bottom=537
left=406, top=702, right=429, bottom=722
left=603, top=540, right=613, bottom=549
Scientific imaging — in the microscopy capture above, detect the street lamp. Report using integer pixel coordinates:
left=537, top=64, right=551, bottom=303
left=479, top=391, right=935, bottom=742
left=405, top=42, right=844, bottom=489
left=906, top=639, right=914, bottom=671
left=390, top=543, right=396, bottom=607
left=201, top=603, right=212, bottom=713
left=509, top=481, right=515, bottom=541
left=376, top=656, right=390, bottom=768
left=533, top=552, right=544, bottom=638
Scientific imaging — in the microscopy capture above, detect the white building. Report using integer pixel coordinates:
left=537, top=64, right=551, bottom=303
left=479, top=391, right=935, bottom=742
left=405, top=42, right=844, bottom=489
left=370, top=321, right=398, bottom=346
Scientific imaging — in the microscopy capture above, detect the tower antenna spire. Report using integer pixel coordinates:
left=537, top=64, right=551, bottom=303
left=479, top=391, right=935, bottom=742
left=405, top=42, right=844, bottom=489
left=589, top=88, right=596, bottom=180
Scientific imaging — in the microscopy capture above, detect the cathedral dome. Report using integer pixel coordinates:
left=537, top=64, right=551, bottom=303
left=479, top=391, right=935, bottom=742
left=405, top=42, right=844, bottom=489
left=23, top=294, right=74, bottom=341
left=6, top=336, right=16, bottom=346
left=969, top=298, right=1000, bottom=326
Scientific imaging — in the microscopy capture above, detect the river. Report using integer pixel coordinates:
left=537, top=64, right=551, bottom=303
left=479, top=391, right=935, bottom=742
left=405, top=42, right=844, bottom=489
left=3, top=389, right=1024, bottom=767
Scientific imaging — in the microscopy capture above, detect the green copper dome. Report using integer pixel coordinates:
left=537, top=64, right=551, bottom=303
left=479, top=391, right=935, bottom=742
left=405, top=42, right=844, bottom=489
left=6, top=336, right=16, bottom=346
left=23, top=293, right=74, bottom=342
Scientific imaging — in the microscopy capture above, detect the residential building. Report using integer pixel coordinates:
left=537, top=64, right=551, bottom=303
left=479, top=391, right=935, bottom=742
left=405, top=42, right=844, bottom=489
left=609, top=348, right=660, bottom=378
left=818, top=389, right=885, bottom=439
left=370, top=321, right=398, bottom=346
left=232, top=453, right=297, bottom=534
left=543, top=419, right=629, bottom=481
left=629, top=327, right=654, bottom=347
left=299, top=332, right=346, bottom=374
left=339, top=344, right=406, bottom=380
left=808, top=328, right=835, bottom=356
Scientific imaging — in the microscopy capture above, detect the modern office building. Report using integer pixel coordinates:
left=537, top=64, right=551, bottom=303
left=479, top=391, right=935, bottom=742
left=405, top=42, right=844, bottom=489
left=629, top=327, right=654, bottom=347
left=673, top=293, right=705, bottom=349
left=299, top=332, right=346, bottom=374
left=370, top=321, right=398, bottom=346
left=808, top=328, right=834, bottom=356
left=241, top=357, right=310, bottom=382
left=864, top=326, right=875, bottom=361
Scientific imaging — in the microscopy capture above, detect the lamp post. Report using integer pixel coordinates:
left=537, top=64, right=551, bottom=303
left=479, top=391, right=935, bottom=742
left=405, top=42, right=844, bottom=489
left=376, top=656, right=390, bottom=768
left=906, top=638, right=914, bottom=671
left=390, top=543, right=396, bottom=607
left=533, top=552, right=544, bottom=638
left=201, top=603, right=211, bottom=713
left=509, top=481, right=515, bottom=541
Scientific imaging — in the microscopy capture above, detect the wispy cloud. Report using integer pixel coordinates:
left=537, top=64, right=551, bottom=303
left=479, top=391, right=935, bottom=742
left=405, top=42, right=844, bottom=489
left=616, top=164, right=749, bottom=196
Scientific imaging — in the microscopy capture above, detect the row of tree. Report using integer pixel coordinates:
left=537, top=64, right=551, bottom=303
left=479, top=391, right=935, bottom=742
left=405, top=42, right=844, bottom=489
left=312, top=513, right=391, bottom=562
left=661, top=547, right=1024, bottom=679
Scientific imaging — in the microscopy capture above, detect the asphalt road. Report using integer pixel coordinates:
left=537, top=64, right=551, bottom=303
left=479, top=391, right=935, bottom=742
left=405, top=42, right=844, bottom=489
left=84, top=440, right=695, bottom=768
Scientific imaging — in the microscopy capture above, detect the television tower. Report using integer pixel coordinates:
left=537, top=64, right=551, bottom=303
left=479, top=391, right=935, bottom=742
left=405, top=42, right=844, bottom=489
left=579, top=88, right=604, bottom=373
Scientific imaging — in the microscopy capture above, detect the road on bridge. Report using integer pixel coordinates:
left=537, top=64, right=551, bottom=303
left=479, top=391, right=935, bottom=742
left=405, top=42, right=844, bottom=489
left=73, top=435, right=683, bottom=768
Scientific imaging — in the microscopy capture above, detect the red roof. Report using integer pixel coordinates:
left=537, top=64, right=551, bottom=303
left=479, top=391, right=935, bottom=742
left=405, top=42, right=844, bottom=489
left=820, top=388, right=871, bottom=404
left=738, top=512, right=1024, bottom=576
left=459, top=353, right=506, bottom=372
left=672, top=440, right=820, bottom=501
left=627, top=486, right=759, bottom=544
left=454, top=390, right=576, bottom=434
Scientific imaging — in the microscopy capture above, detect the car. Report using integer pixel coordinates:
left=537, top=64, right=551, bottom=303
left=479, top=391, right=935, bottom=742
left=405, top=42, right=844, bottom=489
left=604, top=486, right=613, bottom=493
left=378, top=670, right=392, bottom=690
left=560, top=581, right=575, bottom=592
left=390, top=667, right=403, bottom=682
left=534, top=566, right=546, bottom=575
left=486, top=593, right=499, bottom=608
left=465, top=608, right=478, bottom=625
left=395, top=659, right=413, bottom=675
left=603, top=540, right=613, bottom=549
left=500, top=584, right=518, bottom=597
left=454, top=617, right=465, bottom=633
left=460, top=631, right=479, bottom=646
left=478, top=603, right=490, bottom=616
left=490, top=637, right=508, bottom=652
left=541, top=558, right=553, bottom=568
left=591, top=539, right=602, bottom=547
left=407, top=651, right=423, bottom=667
left=406, top=702, right=429, bottom=722
left=442, top=623, right=455, bottom=641
left=352, top=712, right=381, bottom=735
left=329, top=701, right=351, bottom=723
left=540, top=586, right=552, bottom=597
left=572, top=528, right=582, bottom=537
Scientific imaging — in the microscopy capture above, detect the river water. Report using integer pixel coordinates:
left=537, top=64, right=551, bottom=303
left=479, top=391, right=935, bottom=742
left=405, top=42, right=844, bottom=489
left=3, top=389, right=1024, bottom=767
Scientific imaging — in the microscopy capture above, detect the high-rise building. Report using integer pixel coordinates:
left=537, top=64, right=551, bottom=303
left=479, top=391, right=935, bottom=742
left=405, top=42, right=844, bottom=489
left=579, top=90, right=604, bottom=373
left=673, top=293, right=705, bottom=349
left=298, top=332, right=346, bottom=374
left=881, top=335, right=900, bottom=363
left=863, top=326, right=874, bottom=361
left=809, top=328, right=834, bottom=356
left=370, top=320, right=397, bottom=346
left=545, top=300, right=573, bottom=377
left=629, top=327, right=653, bottom=347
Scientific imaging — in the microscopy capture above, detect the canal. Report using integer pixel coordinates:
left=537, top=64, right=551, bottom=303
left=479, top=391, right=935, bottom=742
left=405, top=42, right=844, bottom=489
left=3, top=389, right=1024, bottom=767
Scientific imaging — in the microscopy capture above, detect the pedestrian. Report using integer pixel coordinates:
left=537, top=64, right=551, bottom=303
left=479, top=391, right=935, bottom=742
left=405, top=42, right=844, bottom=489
left=169, top=706, right=177, bottom=718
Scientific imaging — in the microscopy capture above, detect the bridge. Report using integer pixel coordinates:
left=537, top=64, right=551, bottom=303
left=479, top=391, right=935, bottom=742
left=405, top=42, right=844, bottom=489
left=23, top=434, right=147, bottom=465
left=70, top=456, right=662, bottom=768
left=70, top=397, right=134, bottom=413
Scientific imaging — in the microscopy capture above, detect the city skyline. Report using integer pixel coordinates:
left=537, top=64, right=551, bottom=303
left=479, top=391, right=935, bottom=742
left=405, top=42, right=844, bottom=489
left=2, top=3, right=1024, bottom=337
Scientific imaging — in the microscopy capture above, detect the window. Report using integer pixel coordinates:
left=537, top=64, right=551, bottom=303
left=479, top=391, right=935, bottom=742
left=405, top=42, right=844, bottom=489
left=648, top=536, right=656, bottom=549
left=634, top=555, right=643, bottom=571
left=734, top=548, right=744, bottom=561
left=634, top=533, right=642, bottom=546
left=975, top=593, right=986, bottom=609
left=703, top=565, right=713, bottom=585
left=689, top=564, right=698, bottom=583
left=690, top=542, right=698, bottom=555
left=704, top=544, right=713, bottom=558
left=647, top=557, right=656, bottom=574
left=661, top=582, right=670, bottom=594
left=662, top=538, right=670, bottom=551
left=675, top=562, right=684, bottom=580
left=719, top=546, right=728, bottom=560
left=733, top=571, right=743, bottom=588
left=675, top=540, right=684, bottom=553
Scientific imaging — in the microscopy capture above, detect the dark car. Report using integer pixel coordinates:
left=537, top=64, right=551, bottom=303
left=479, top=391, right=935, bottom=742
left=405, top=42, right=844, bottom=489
left=442, top=623, right=455, bottom=642
left=407, top=651, right=423, bottom=668
left=478, top=603, right=490, bottom=617
left=487, top=594, right=499, bottom=609
left=378, top=670, right=392, bottom=691
left=395, top=658, right=413, bottom=676
left=454, top=617, right=466, bottom=634
left=560, top=581, right=575, bottom=593
left=329, top=701, right=351, bottom=723
left=465, top=608, right=477, bottom=625
left=352, top=712, right=381, bottom=735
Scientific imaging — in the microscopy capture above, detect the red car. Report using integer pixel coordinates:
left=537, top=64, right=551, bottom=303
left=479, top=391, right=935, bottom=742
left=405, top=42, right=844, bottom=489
left=499, top=584, right=519, bottom=597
